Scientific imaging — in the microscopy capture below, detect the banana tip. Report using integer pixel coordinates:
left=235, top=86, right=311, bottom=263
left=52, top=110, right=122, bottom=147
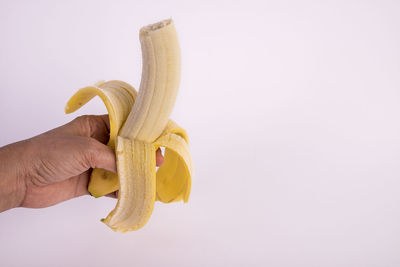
left=64, top=105, right=71, bottom=114
left=140, top=18, right=173, bottom=37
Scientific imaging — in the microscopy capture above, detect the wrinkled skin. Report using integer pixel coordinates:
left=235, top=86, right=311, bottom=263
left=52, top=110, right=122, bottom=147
left=0, top=115, right=164, bottom=211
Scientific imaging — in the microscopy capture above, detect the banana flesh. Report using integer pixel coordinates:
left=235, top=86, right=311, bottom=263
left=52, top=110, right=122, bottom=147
left=65, top=19, right=192, bottom=232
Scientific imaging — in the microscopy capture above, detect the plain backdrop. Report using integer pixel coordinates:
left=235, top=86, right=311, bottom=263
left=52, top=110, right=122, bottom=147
left=1, top=0, right=400, bottom=266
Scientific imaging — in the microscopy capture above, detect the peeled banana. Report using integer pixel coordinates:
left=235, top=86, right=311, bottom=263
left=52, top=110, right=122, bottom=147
left=65, top=19, right=192, bottom=232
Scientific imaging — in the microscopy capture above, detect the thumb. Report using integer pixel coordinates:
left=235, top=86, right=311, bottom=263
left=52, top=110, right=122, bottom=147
left=82, top=138, right=117, bottom=173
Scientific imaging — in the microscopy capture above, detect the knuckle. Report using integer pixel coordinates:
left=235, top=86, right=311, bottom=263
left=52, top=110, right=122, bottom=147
left=85, top=137, right=100, bottom=152
left=82, top=138, right=100, bottom=168
left=74, top=115, right=98, bottom=137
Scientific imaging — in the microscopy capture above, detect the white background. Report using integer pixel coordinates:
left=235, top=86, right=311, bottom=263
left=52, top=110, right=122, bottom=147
left=1, top=0, right=400, bottom=266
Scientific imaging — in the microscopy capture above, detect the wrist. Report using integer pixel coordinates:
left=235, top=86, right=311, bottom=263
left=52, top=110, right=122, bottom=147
left=0, top=141, right=28, bottom=212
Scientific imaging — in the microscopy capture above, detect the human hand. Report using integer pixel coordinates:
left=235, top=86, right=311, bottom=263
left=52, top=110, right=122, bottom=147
left=0, top=115, right=164, bottom=211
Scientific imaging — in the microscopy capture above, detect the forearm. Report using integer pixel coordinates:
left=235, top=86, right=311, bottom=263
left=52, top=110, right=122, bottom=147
left=0, top=141, right=27, bottom=212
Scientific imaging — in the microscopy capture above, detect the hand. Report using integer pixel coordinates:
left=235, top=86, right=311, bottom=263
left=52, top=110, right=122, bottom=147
left=0, top=115, right=164, bottom=211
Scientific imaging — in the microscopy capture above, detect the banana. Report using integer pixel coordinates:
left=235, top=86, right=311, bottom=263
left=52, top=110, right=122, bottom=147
left=65, top=19, right=192, bottom=232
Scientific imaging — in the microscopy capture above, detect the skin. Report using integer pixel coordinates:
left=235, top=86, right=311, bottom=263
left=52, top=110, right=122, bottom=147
left=0, top=115, right=164, bottom=212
